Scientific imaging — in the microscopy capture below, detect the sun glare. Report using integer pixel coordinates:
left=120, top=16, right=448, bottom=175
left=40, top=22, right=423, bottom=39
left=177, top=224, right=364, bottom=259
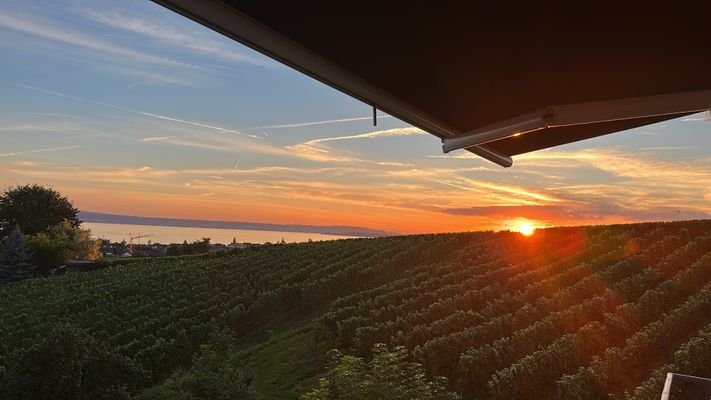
left=517, top=224, right=536, bottom=236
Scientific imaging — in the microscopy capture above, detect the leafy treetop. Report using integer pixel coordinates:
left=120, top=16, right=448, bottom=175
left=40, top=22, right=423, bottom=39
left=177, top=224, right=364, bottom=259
left=0, top=185, right=80, bottom=238
left=300, top=344, right=460, bottom=400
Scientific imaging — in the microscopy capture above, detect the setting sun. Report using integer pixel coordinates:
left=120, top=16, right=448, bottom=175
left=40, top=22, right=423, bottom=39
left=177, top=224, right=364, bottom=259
left=517, top=223, right=536, bottom=236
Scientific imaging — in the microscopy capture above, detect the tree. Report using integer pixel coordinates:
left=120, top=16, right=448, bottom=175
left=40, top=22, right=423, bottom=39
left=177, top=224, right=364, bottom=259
left=300, top=344, right=460, bottom=400
left=63, top=223, right=101, bottom=261
left=166, top=238, right=211, bottom=256
left=27, top=221, right=101, bottom=273
left=0, top=226, right=34, bottom=283
left=0, top=185, right=80, bottom=239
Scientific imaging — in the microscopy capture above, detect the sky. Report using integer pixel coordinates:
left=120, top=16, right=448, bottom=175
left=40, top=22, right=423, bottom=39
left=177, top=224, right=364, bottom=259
left=1, top=0, right=710, bottom=235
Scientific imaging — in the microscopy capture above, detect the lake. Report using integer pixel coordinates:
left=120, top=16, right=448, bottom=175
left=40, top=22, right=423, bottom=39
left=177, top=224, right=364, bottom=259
left=84, top=222, right=356, bottom=245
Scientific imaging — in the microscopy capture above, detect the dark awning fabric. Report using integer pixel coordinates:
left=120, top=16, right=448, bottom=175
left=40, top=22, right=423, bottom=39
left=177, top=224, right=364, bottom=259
left=152, top=1, right=711, bottom=166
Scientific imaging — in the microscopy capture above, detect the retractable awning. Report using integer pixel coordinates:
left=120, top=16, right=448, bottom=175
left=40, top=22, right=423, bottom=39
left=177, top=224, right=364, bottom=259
left=152, top=1, right=711, bottom=167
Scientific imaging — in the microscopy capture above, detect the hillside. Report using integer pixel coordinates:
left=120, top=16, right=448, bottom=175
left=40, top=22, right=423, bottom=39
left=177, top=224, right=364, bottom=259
left=1, top=220, right=711, bottom=399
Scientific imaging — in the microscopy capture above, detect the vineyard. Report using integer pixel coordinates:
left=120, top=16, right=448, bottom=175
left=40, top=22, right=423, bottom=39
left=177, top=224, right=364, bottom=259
left=1, top=220, right=710, bottom=399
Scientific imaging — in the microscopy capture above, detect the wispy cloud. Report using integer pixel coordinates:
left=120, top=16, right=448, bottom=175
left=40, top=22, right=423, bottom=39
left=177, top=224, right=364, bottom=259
left=0, top=13, right=200, bottom=70
left=101, top=65, right=200, bottom=87
left=464, top=178, right=562, bottom=203
left=640, top=146, right=693, bottom=151
left=431, top=179, right=486, bottom=193
left=15, top=84, right=395, bottom=144
left=504, top=149, right=711, bottom=220
left=0, top=145, right=82, bottom=157
left=385, top=166, right=496, bottom=179
left=433, top=177, right=562, bottom=204
left=631, top=131, right=661, bottom=136
left=141, top=136, right=174, bottom=142
left=0, top=124, right=68, bottom=133
left=427, top=153, right=479, bottom=160
left=286, top=127, right=426, bottom=162
left=135, top=116, right=409, bottom=163
left=313, top=127, right=426, bottom=143
left=517, top=149, right=711, bottom=182
left=375, top=161, right=415, bottom=167
left=161, top=135, right=294, bottom=158
left=79, top=8, right=273, bottom=68
left=16, top=84, right=261, bottom=139
left=243, top=115, right=393, bottom=131
left=442, top=203, right=711, bottom=223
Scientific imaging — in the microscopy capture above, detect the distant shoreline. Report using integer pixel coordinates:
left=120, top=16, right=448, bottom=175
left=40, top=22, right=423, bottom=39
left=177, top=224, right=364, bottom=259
left=79, top=211, right=394, bottom=238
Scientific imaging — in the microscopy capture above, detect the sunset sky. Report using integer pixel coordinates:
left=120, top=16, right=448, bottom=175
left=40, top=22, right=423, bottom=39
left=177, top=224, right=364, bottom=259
left=1, top=0, right=710, bottom=234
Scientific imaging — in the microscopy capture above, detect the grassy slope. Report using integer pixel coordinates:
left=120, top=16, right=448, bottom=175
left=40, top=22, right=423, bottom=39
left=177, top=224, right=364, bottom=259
left=240, top=324, right=324, bottom=398
left=228, top=307, right=333, bottom=399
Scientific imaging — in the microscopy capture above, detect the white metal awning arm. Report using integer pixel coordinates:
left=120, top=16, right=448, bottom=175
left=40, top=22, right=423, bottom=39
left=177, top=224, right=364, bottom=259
left=442, top=109, right=551, bottom=153
left=442, top=89, right=711, bottom=154
left=466, top=145, right=513, bottom=168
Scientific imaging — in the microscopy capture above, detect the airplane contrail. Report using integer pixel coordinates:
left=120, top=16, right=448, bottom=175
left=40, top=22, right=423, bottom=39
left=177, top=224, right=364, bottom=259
left=17, top=83, right=395, bottom=137
left=15, top=84, right=262, bottom=139
left=138, top=112, right=260, bottom=139
left=242, top=115, right=393, bottom=131
left=16, top=84, right=134, bottom=113
left=0, top=145, right=82, bottom=157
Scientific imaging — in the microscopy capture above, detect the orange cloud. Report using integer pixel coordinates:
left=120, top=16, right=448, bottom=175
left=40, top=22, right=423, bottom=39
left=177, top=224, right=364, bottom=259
left=3, top=145, right=710, bottom=235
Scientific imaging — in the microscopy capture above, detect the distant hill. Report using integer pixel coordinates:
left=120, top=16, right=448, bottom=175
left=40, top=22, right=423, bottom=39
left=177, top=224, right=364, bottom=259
left=1, top=220, right=710, bottom=399
left=79, top=211, right=394, bottom=237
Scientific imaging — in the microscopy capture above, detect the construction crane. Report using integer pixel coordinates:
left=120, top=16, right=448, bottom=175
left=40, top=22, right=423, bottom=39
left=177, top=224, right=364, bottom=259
left=128, top=233, right=153, bottom=255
